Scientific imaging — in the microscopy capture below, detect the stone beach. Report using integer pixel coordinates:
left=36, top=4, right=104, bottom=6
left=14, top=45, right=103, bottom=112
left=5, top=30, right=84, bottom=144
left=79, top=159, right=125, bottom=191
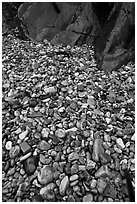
left=2, top=34, right=135, bottom=202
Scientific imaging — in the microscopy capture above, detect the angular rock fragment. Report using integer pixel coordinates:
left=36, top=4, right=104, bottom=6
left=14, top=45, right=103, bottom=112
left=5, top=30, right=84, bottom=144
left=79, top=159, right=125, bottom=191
left=95, top=165, right=111, bottom=178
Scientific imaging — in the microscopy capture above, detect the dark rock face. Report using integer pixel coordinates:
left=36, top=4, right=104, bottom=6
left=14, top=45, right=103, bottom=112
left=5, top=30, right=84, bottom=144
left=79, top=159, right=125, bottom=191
left=18, top=2, right=99, bottom=46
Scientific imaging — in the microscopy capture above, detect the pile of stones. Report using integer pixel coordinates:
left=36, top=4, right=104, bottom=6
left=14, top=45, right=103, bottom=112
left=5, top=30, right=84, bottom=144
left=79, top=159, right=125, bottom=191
left=2, top=34, right=135, bottom=202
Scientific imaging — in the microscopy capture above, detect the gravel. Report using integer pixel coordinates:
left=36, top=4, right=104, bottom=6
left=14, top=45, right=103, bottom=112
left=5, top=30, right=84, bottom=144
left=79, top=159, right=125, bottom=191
left=2, top=33, right=135, bottom=202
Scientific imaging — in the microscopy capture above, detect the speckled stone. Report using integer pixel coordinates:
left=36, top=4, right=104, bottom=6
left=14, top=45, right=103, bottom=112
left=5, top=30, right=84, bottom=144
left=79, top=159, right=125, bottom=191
left=9, top=145, right=20, bottom=158
left=40, top=182, right=56, bottom=200
left=38, top=165, right=54, bottom=185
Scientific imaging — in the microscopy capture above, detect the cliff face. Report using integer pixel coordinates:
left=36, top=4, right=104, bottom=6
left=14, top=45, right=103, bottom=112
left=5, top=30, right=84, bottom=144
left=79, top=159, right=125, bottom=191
left=2, top=2, right=134, bottom=72
left=18, top=2, right=100, bottom=46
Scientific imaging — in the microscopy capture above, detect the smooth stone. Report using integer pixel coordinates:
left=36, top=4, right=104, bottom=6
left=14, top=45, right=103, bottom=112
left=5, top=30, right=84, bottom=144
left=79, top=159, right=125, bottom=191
left=38, top=140, right=51, bottom=151
left=9, top=145, right=20, bottom=158
left=59, top=175, right=69, bottom=195
left=23, top=156, right=39, bottom=175
left=32, top=194, right=44, bottom=202
left=83, top=194, right=93, bottom=202
left=20, top=141, right=31, bottom=154
left=97, top=178, right=107, bottom=194
left=131, top=134, right=135, bottom=141
left=70, top=174, right=78, bottom=181
left=38, top=165, right=54, bottom=185
left=7, top=167, right=15, bottom=176
left=70, top=179, right=79, bottom=187
left=40, top=183, right=56, bottom=200
left=116, top=138, right=125, bottom=149
left=90, top=179, right=97, bottom=188
left=68, top=152, right=79, bottom=161
left=95, top=165, right=111, bottom=178
left=55, top=129, right=66, bottom=138
left=19, top=129, right=29, bottom=140
left=92, top=138, right=104, bottom=162
left=5, top=141, right=12, bottom=150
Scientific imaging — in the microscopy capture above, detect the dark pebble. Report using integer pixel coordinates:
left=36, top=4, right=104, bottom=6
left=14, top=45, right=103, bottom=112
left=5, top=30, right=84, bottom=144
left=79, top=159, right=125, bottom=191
left=32, top=195, right=44, bottom=202
left=23, top=156, right=39, bottom=175
left=29, top=99, right=38, bottom=107
left=4, top=161, right=10, bottom=172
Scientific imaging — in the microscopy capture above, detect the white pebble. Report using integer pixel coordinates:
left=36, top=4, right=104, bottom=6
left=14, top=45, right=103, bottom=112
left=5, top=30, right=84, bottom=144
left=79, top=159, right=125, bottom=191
left=19, top=129, right=29, bottom=140
left=116, top=138, right=125, bottom=149
left=5, top=141, right=12, bottom=150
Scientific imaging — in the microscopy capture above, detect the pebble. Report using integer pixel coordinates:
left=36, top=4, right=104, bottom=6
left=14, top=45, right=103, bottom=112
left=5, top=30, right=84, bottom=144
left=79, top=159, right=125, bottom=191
left=100, top=152, right=111, bottom=164
left=70, top=179, right=79, bottom=187
left=95, top=165, right=111, bottom=178
left=38, top=140, right=51, bottom=151
left=116, top=138, right=125, bottom=149
left=97, top=178, right=107, bottom=194
left=59, top=175, right=69, bottom=195
left=40, top=182, right=56, bottom=200
left=83, top=194, right=93, bottom=202
left=55, top=129, right=66, bottom=138
left=92, top=138, right=104, bottom=162
left=20, top=152, right=32, bottom=162
left=23, top=156, right=39, bottom=175
left=20, top=141, right=31, bottom=154
left=86, top=159, right=96, bottom=170
left=19, top=129, right=29, bottom=140
left=131, top=134, right=135, bottom=141
left=32, top=194, right=44, bottom=202
left=41, top=128, right=50, bottom=138
left=5, top=141, right=12, bottom=150
left=9, top=145, right=20, bottom=158
left=90, top=179, right=97, bottom=188
left=70, top=174, right=78, bottom=181
left=67, top=195, right=76, bottom=202
left=38, top=165, right=54, bottom=185
left=68, top=152, right=79, bottom=161
left=87, top=96, right=95, bottom=108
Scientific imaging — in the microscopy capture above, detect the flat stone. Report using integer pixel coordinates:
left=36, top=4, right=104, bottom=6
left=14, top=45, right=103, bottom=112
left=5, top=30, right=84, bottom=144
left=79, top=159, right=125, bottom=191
left=9, top=145, right=20, bottom=158
left=70, top=174, right=78, bottom=181
left=23, top=156, right=39, bottom=175
left=97, top=178, right=107, bottom=194
left=55, top=129, right=66, bottom=138
left=116, top=138, right=125, bottom=149
left=44, top=86, right=56, bottom=94
left=19, top=129, right=29, bottom=140
left=38, top=165, right=54, bottom=185
left=20, top=141, right=31, bottom=154
left=40, top=182, right=56, bottom=200
left=95, top=165, right=111, bottom=178
left=68, top=152, right=79, bottom=161
left=5, top=141, right=12, bottom=150
left=71, top=163, right=79, bottom=174
left=38, top=140, right=51, bottom=151
left=59, top=175, right=69, bottom=195
left=100, top=153, right=111, bottom=164
left=103, top=184, right=117, bottom=199
left=83, top=194, right=93, bottom=202
left=92, top=138, right=104, bottom=162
